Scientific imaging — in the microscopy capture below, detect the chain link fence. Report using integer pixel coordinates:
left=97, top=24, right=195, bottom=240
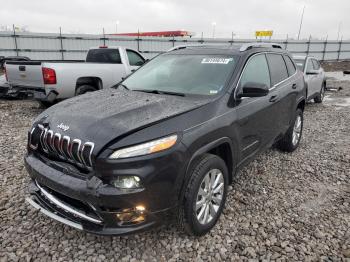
left=1, top=30, right=349, bottom=61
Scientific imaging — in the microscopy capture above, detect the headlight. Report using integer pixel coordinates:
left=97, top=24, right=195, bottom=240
left=109, top=134, right=177, bottom=159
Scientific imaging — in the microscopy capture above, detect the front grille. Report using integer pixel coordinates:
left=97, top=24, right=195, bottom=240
left=29, top=124, right=95, bottom=170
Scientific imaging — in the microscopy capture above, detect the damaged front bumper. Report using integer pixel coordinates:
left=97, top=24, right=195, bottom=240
left=24, top=154, right=171, bottom=235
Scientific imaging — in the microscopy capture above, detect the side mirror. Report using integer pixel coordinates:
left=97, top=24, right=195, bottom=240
left=237, top=82, right=269, bottom=98
left=306, top=70, right=318, bottom=75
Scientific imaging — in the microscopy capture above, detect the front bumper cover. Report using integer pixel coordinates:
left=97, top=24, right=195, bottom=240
left=24, top=154, right=172, bottom=235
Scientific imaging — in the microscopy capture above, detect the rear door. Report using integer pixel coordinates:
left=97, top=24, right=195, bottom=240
left=6, top=61, right=45, bottom=88
left=266, top=53, right=292, bottom=137
left=234, top=53, right=281, bottom=161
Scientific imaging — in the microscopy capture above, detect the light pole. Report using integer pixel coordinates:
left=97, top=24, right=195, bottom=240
left=116, top=21, right=120, bottom=34
left=297, top=5, right=305, bottom=40
left=337, top=21, right=342, bottom=41
left=212, top=22, right=216, bottom=38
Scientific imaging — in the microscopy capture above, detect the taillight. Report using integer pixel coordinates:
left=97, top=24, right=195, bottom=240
left=3, top=66, right=8, bottom=81
left=42, top=67, right=56, bottom=85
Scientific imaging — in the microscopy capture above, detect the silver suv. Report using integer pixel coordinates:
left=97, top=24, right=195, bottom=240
left=293, top=56, right=326, bottom=103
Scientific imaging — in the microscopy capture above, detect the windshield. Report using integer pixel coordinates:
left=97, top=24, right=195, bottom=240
left=122, top=54, right=237, bottom=96
left=294, top=59, right=305, bottom=71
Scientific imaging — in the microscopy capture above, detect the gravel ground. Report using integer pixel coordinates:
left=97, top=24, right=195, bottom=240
left=0, top=84, right=350, bottom=261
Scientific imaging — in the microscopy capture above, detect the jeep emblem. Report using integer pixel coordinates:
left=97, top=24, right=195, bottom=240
left=57, top=123, right=70, bottom=132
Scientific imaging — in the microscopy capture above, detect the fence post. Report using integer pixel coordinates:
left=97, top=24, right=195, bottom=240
left=137, top=30, right=140, bottom=52
left=102, top=28, right=106, bottom=46
left=306, top=35, right=311, bottom=56
left=285, top=34, right=288, bottom=50
left=322, top=35, right=328, bottom=61
left=337, top=36, right=343, bottom=61
left=12, top=24, right=19, bottom=56
left=59, top=27, right=64, bottom=60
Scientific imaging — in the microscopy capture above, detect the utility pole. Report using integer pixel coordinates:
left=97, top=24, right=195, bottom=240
left=297, top=5, right=305, bottom=40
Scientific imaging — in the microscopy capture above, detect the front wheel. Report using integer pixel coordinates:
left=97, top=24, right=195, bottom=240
left=277, top=108, right=303, bottom=152
left=178, top=154, right=228, bottom=236
left=314, top=82, right=326, bottom=103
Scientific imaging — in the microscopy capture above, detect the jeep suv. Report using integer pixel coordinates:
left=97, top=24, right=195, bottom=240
left=25, top=43, right=306, bottom=236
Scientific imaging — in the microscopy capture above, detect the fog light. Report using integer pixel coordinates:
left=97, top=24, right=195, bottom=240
left=115, top=206, right=147, bottom=224
left=112, top=176, right=142, bottom=189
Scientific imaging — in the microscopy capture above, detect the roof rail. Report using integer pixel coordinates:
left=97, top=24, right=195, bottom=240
left=239, top=42, right=283, bottom=52
left=167, top=43, right=232, bottom=52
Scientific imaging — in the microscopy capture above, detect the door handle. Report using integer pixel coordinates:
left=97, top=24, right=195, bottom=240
left=292, top=83, right=297, bottom=89
left=269, top=95, right=278, bottom=102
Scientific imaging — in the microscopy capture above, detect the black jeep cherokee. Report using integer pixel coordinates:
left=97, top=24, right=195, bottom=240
left=25, top=43, right=306, bottom=236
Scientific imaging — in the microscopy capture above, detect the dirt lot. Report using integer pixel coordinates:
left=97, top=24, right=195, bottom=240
left=0, top=83, right=350, bottom=261
left=321, top=60, right=350, bottom=72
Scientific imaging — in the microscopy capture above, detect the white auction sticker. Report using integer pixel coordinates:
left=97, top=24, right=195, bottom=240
left=201, top=58, right=233, bottom=64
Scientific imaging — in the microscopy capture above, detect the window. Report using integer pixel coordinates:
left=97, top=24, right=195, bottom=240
left=283, top=55, right=296, bottom=76
left=312, top=59, right=320, bottom=70
left=306, top=59, right=314, bottom=72
left=86, top=49, right=122, bottom=64
left=127, top=50, right=145, bottom=66
left=239, top=54, right=270, bottom=89
left=266, top=54, right=289, bottom=86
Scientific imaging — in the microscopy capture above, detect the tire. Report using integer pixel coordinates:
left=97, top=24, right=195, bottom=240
left=75, top=85, right=97, bottom=96
left=277, top=108, right=303, bottom=152
left=178, top=153, right=229, bottom=236
left=38, top=100, right=54, bottom=108
left=314, top=82, right=325, bottom=103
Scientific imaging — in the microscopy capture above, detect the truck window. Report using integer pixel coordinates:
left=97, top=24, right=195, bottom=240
left=266, top=54, right=289, bottom=86
left=126, top=50, right=145, bottom=66
left=306, top=59, right=314, bottom=72
left=312, top=59, right=320, bottom=70
left=283, top=55, right=296, bottom=76
left=86, top=49, right=122, bottom=64
left=240, top=54, right=271, bottom=89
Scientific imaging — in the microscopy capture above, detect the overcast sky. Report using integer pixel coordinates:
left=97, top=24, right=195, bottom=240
left=0, top=0, right=348, bottom=40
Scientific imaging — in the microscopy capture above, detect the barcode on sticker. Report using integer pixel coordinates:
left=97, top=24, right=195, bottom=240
left=202, top=58, right=233, bottom=64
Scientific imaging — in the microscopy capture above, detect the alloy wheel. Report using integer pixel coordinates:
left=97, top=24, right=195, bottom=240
left=292, top=115, right=302, bottom=146
left=195, top=169, right=224, bottom=225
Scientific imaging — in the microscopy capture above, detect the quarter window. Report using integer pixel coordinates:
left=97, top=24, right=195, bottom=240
left=239, top=54, right=271, bottom=89
left=284, top=55, right=296, bottom=76
left=266, top=54, right=289, bottom=86
left=126, top=50, right=145, bottom=66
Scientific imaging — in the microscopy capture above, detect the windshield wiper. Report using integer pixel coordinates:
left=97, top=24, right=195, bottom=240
left=133, top=89, right=185, bottom=97
left=118, top=84, right=129, bottom=90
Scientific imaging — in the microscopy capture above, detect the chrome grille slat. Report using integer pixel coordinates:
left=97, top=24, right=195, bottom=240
left=28, top=126, right=94, bottom=171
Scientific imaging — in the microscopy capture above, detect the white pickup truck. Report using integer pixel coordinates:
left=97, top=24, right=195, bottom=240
left=4, top=46, right=146, bottom=106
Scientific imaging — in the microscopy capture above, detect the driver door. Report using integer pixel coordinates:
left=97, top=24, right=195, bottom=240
left=234, top=53, right=281, bottom=162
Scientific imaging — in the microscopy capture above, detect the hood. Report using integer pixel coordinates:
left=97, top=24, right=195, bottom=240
left=35, top=88, right=211, bottom=153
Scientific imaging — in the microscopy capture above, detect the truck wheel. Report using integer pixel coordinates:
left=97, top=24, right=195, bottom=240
left=277, top=108, right=303, bottom=152
left=75, top=85, right=96, bottom=96
left=178, top=153, right=228, bottom=236
left=314, top=82, right=326, bottom=103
